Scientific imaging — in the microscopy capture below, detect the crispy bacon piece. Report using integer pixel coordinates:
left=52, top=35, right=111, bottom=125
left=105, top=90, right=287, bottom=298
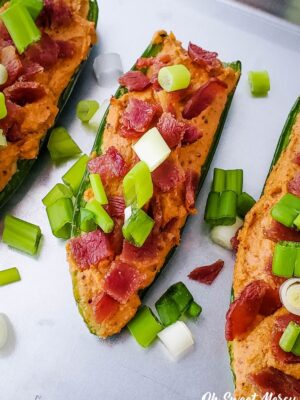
left=272, top=314, right=300, bottom=363
left=25, top=33, right=59, bottom=69
left=288, top=172, right=300, bottom=197
left=0, top=100, right=24, bottom=142
left=108, top=219, right=124, bottom=256
left=19, top=61, right=43, bottom=82
left=0, top=46, right=23, bottom=89
left=149, top=195, right=163, bottom=233
left=56, top=40, right=75, bottom=58
left=230, top=230, right=240, bottom=253
left=157, top=112, right=185, bottom=148
left=121, top=234, right=159, bottom=262
left=152, top=159, right=183, bottom=193
left=119, top=71, right=150, bottom=92
left=184, top=169, right=199, bottom=212
left=70, top=230, right=113, bottom=270
left=188, top=42, right=222, bottom=72
left=120, top=98, right=159, bottom=138
left=105, top=196, right=125, bottom=218
left=293, top=152, right=300, bottom=166
left=92, top=293, right=119, bottom=323
left=88, top=147, right=128, bottom=184
left=188, top=259, right=224, bottom=285
left=182, top=78, right=227, bottom=120
left=182, top=124, right=202, bottom=145
left=104, top=261, right=143, bottom=303
left=251, top=368, right=300, bottom=396
left=135, top=54, right=171, bottom=70
left=264, top=220, right=300, bottom=242
left=0, top=23, right=12, bottom=50
left=37, top=0, right=72, bottom=29
left=4, top=81, right=46, bottom=106
left=225, top=280, right=281, bottom=340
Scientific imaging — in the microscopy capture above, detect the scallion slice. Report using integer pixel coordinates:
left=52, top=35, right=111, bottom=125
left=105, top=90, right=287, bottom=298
left=186, top=301, right=202, bottom=318
left=212, top=168, right=226, bottom=193
left=158, top=64, right=191, bottom=92
left=157, top=321, right=194, bottom=359
left=2, top=215, right=41, bottom=255
left=0, top=64, right=8, bottom=85
left=204, top=190, right=237, bottom=226
left=62, top=154, right=89, bottom=195
left=47, top=127, right=81, bottom=161
left=272, top=241, right=300, bottom=278
left=212, top=168, right=243, bottom=194
left=127, top=306, right=162, bottom=348
left=279, top=321, right=300, bottom=353
left=0, top=93, right=7, bottom=120
left=237, top=192, right=256, bottom=218
left=89, top=173, right=108, bottom=204
left=292, top=334, right=300, bottom=356
left=0, top=129, right=7, bottom=148
left=123, top=161, right=153, bottom=208
left=42, top=183, right=73, bottom=207
left=46, top=197, right=73, bottom=239
left=89, top=99, right=110, bottom=131
left=0, top=267, right=21, bottom=286
left=79, top=208, right=96, bottom=233
left=271, top=193, right=300, bottom=228
left=122, top=208, right=154, bottom=247
left=85, top=199, right=114, bottom=233
left=248, top=70, right=270, bottom=97
left=10, top=0, right=43, bottom=19
left=76, top=100, right=99, bottom=123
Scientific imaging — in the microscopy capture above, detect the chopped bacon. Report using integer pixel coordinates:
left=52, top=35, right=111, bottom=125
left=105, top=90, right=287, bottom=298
left=272, top=314, right=300, bottom=364
left=230, top=230, right=240, bottom=253
left=19, top=61, right=43, bottom=82
left=293, top=152, right=300, bottom=166
left=135, top=54, right=171, bottom=70
left=88, top=147, right=128, bottom=183
left=0, top=100, right=24, bottom=142
left=108, top=218, right=124, bottom=256
left=188, top=42, right=222, bottom=72
left=104, top=261, right=143, bottom=303
left=0, top=46, right=23, bottom=89
left=149, top=195, right=163, bottom=233
left=182, top=124, right=203, bottom=145
left=70, top=230, right=113, bottom=270
left=37, top=0, right=72, bottom=29
left=157, top=112, right=185, bottom=148
left=0, top=23, right=12, bottom=50
left=225, top=280, right=281, bottom=340
left=105, top=196, right=125, bottom=218
left=4, top=82, right=46, bottom=106
left=119, top=71, right=150, bottom=92
left=188, top=259, right=224, bottom=285
left=288, top=172, right=300, bottom=197
left=152, top=159, right=183, bottom=193
left=184, top=169, right=199, bottom=212
left=56, top=40, right=75, bottom=58
left=25, top=33, right=59, bottom=69
left=120, top=98, right=159, bottom=138
left=92, top=293, right=119, bottom=323
left=251, top=368, right=300, bottom=396
left=264, top=220, right=300, bottom=242
left=182, top=78, right=227, bottom=120
left=121, top=234, right=159, bottom=262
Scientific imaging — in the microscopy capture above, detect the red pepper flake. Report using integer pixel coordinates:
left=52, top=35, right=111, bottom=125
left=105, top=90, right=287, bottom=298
left=188, top=259, right=224, bottom=285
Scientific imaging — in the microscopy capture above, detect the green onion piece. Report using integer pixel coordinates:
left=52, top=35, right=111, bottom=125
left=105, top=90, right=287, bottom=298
left=2, top=214, right=41, bottom=255
left=0, top=4, right=41, bottom=54
left=204, top=191, right=220, bottom=226
left=0, top=65, right=8, bottom=85
left=46, top=197, right=73, bottom=239
left=218, top=191, right=237, bottom=225
left=0, top=267, right=21, bottom=286
left=292, top=334, right=300, bottom=356
left=123, top=161, right=153, bottom=208
left=122, top=208, right=154, bottom=247
left=226, top=170, right=243, bottom=195
left=237, top=192, right=256, bottom=218
left=47, top=127, right=81, bottom=162
left=76, top=100, right=99, bottom=122
left=272, top=241, right=300, bottom=278
left=10, top=0, right=43, bottom=19
left=62, top=154, right=89, bottom=195
left=271, top=193, right=300, bottom=227
left=279, top=321, right=300, bottom=352
left=186, top=301, right=202, bottom=318
left=158, top=64, right=191, bottom=92
left=294, top=249, right=300, bottom=278
left=0, top=93, right=7, bottom=120
left=89, top=173, right=108, bottom=205
left=0, top=129, right=7, bottom=148
left=127, top=306, right=162, bottom=348
left=248, top=70, right=270, bottom=97
left=167, top=282, right=193, bottom=313
left=85, top=199, right=114, bottom=233
left=79, top=208, right=97, bottom=233
left=42, top=183, right=73, bottom=207
left=212, top=168, right=226, bottom=192
left=293, top=214, right=300, bottom=230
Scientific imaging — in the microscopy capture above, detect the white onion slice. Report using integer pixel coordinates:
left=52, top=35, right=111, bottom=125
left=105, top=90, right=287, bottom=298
left=0, top=314, right=8, bottom=349
left=124, top=206, right=132, bottom=222
left=0, top=64, right=8, bottom=85
left=280, top=278, right=300, bottom=316
left=88, top=99, right=110, bottom=131
left=0, top=129, right=7, bottom=148
left=93, top=53, right=123, bottom=87
left=157, top=321, right=194, bottom=359
left=210, top=217, right=244, bottom=250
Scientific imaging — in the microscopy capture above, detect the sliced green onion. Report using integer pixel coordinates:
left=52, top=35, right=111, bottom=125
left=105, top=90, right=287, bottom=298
left=76, top=100, right=99, bottom=123
left=272, top=241, right=300, bottom=278
left=127, top=306, right=162, bottom=348
left=47, top=127, right=81, bottom=162
left=79, top=208, right=97, bottom=232
left=46, top=197, right=73, bottom=239
left=157, top=321, right=194, bottom=359
left=248, top=70, right=270, bottom=97
left=132, top=127, right=171, bottom=172
left=271, top=193, right=300, bottom=228
left=89, top=173, right=108, bottom=205
left=89, top=99, right=109, bottom=131
left=0, top=93, right=7, bottom=120
left=10, top=0, right=43, bottom=19
left=185, top=301, right=202, bottom=318
left=204, top=190, right=237, bottom=226
left=0, top=129, right=7, bottom=148
left=292, top=334, right=300, bottom=356
left=122, top=208, right=154, bottom=247
left=85, top=199, right=114, bottom=233
left=0, top=4, right=41, bottom=54
left=123, top=161, right=153, bottom=208
left=2, top=214, right=41, bottom=255
left=62, top=154, right=89, bottom=195
left=158, top=64, right=191, bottom=92
left=279, top=321, right=300, bottom=352
left=212, top=168, right=226, bottom=192
left=204, top=191, right=220, bottom=226
left=210, top=217, right=243, bottom=250
left=0, top=267, right=21, bottom=286
left=237, top=192, right=256, bottom=218
left=42, top=183, right=73, bottom=207
left=293, top=214, right=300, bottom=230
left=212, top=168, right=243, bottom=194
left=0, top=65, right=8, bottom=85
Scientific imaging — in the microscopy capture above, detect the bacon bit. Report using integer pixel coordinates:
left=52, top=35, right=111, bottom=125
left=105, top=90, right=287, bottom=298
left=108, top=218, right=124, bottom=256
left=272, top=314, right=300, bottom=364
left=230, top=230, right=240, bottom=254
left=188, top=42, right=222, bottom=72
left=149, top=195, right=163, bottom=233
left=135, top=54, right=171, bottom=70
left=0, top=46, right=23, bottom=89
left=92, top=293, right=119, bottom=323
left=157, top=112, right=186, bottom=148
left=251, top=367, right=300, bottom=396
left=56, top=40, right=75, bottom=58
left=293, top=153, right=300, bottom=166
left=182, top=124, right=203, bottom=145
left=121, top=234, right=159, bottom=262
left=25, top=33, right=59, bottom=69
left=0, top=100, right=24, bottom=141
left=264, top=220, right=300, bottom=242
left=183, top=78, right=227, bottom=120
left=184, top=169, right=199, bottom=212
left=19, top=61, right=43, bottom=82
left=0, top=23, right=13, bottom=50
left=105, top=196, right=125, bottom=218
left=120, top=98, right=159, bottom=138
left=152, top=159, right=183, bottom=193
left=104, top=261, right=143, bottom=303
left=4, top=81, right=46, bottom=106
left=88, top=147, right=128, bottom=184
left=188, top=259, right=224, bottom=285
left=37, top=0, right=72, bottom=29
left=70, top=230, right=113, bottom=270
left=288, top=172, right=300, bottom=197
left=119, top=71, right=150, bottom=92
left=225, top=280, right=281, bottom=340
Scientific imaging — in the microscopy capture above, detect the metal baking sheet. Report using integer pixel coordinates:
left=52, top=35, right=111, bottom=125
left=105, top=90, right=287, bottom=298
left=1, top=0, right=300, bottom=399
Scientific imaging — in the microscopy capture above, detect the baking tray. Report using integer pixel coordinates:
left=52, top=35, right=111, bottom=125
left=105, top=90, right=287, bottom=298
left=1, top=0, right=300, bottom=399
